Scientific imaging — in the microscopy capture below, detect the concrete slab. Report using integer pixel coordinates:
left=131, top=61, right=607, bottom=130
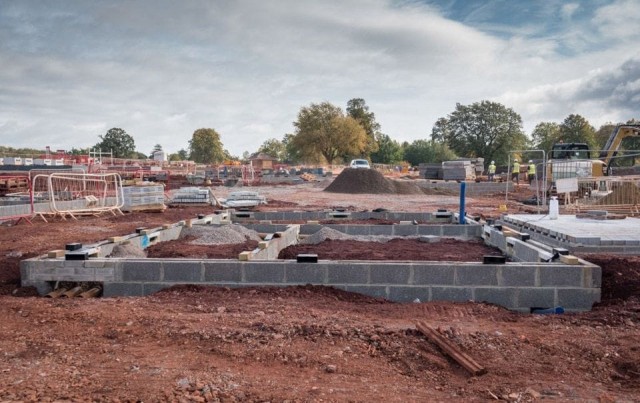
left=502, top=214, right=640, bottom=253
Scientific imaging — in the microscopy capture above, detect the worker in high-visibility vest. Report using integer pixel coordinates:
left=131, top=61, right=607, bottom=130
left=527, top=160, right=536, bottom=184
left=512, top=160, right=520, bottom=184
left=488, top=161, right=496, bottom=182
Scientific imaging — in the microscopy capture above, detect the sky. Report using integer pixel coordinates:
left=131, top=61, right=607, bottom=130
left=1, top=0, right=639, bottom=157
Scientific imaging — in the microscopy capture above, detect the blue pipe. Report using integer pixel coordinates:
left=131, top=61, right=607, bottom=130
left=459, top=182, right=466, bottom=224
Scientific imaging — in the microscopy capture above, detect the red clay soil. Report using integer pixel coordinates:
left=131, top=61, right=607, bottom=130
left=146, top=236, right=259, bottom=259
left=1, top=194, right=640, bottom=400
left=279, top=238, right=503, bottom=261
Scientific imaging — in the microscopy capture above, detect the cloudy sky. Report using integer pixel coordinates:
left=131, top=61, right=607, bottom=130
left=1, top=0, right=639, bottom=157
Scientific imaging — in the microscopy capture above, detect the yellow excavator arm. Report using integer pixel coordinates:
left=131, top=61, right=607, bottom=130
left=599, top=124, right=640, bottom=167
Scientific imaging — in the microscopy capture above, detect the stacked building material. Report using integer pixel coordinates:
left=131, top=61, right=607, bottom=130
left=122, top=184, right=165, bottom=212
left=418, top=163, right=443, bottom=179
left=442, top=160, right=475, bottom=181
left=169, top=187, right=211, bottom=205
left=222, top=191, right=267, bottom=208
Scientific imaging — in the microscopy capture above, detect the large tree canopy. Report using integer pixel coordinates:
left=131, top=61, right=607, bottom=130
left=433, top=101, right=527, bottom=166
left=257, top=138, right=287, bottom=162
left=188, top=128, right=225, bottom=164
left=403, top=140, right=457, bottom=166
left=559, top=114, right=598, bottom=152
left=370, top=133, right=403, bottom=164
left=531, top=122, right=562, bottom=154
left=346, top=98, right=380, bottom=156
left=94, top=128, right=136, bottom=158
left=290, top=102, right=368, bottom=164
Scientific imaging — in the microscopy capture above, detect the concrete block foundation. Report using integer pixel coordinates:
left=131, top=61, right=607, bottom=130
left=20, top=211, right=602, bottom=312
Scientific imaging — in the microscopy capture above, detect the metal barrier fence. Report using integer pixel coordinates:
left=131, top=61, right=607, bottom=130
left=31, top=172, right=124, bottom=219
left=563, top=176, right=640, bottom=215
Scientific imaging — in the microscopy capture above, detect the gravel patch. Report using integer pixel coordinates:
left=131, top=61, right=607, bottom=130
left=108, top=242, right=147, bottom=258
left=181, top=224, right=262, bottom=245
left=300, top=227, right=417, bottom=245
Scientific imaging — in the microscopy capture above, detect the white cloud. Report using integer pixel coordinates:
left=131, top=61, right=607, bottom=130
left=0, top=0, right=639, bottom=156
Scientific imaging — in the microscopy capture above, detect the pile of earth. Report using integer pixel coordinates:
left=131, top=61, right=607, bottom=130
left=324, top=168, right=423, bottom=194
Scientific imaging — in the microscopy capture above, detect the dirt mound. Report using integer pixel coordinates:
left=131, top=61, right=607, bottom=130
left=324, top=169, right=423, bottom=194
left=108, top=242, right=147, bottom=258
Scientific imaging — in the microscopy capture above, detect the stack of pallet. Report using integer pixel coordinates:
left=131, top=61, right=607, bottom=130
left=299, top=172, right=316, bottom=181
left=0, top=176, right=29, bottom=196
left=122, top=184, right=166, bottom=212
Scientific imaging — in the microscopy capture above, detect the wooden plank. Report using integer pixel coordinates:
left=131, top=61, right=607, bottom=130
left=416, top=321, right=487, bottom=376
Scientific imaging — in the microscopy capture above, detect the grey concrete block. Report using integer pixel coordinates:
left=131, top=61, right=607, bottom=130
left=419, top=235, right=440, bottom=243
left=204, top=262, right=243, bottom=282
left=456, top=266, right=499, bottom=286
left=244, top=263, right=285, bottom=283
left=431, top=287, right=473, bottom=302
left=442, top=225, right=466, bottom=236
left=103, top=282, right=144, bottom=297
left=393, top=225, right=418, bottom=236
left=539, top=266, right=583, bottom=287
left=121, top=261, right=162, bottom=281
left=588, top=266, right=602, bottom=288
left=557, top=288, right=600, bottom=310
left=500, top=266, right=536, bottom=286
left=326, top=224, right=348, bottom=234
left=474, top=287, right=517, bottom=307
left=388, top=286, right=430, bottom=302
left=344, top=285, right=388, bottom=299
left=163, top=262, right=203, bottom=282
left=413, top=265, right=455, bottom=285
left=417, top=226, right=442, bottom=236
left=369, top=264, right=411, bottom=285
left=369, top=225, right=392, bottom=236
left=143, top=283, right=172, bottom=295
left=516, top=288, right=556, bottom=309
left=346, top=225, right=371, bottom=236
left=286, top=264, right=326, bottom=284
left=94, top=267, right=116, bottom=281
left=300, top=224, right=323, bottom=235
left=327, top=265, right=368, bottom=284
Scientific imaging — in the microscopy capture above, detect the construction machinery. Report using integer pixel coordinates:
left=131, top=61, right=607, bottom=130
left=548, top=124, right=640, bottom=180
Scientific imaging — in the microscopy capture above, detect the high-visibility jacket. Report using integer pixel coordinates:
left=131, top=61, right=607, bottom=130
left=513, top=162, right=520, bottom=173
left=488, top=164, right=496, bottom=174
left=528, top=163, right=536, bottom=175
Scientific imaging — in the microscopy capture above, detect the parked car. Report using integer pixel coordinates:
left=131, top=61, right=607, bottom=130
left=349, top=159, right=370, bottom=169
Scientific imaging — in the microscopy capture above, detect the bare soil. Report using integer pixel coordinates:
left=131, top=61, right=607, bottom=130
left=1, top=182, right=639, bottom=401
left=279, top=238, right=503, bottom=261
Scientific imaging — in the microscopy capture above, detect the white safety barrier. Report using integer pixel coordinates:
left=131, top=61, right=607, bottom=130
left=31, top=172, right=124, bottom=220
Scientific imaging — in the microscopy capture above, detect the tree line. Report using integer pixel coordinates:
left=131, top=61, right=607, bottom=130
left=3, top=100, right=637, bottom=167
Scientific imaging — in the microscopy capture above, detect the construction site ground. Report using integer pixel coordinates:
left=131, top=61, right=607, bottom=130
left=1, top=181, right=639, bottom=402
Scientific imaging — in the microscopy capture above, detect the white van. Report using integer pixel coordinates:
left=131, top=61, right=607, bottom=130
left=349, top=159, right=370, bottom=169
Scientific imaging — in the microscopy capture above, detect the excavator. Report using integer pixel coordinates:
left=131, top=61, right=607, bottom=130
left=548, top=123, right=640, bottom=179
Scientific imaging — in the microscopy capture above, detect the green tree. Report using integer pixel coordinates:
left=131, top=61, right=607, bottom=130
left=403, top=140, right=457, bottom=166
left=169, top=148, right=188, bottom=161
left=346, top=98, right=380, bottom=156
left=370, top=133, right=403, bottom=164
left=282, top=133, right=300, bottom=164
left=94, top=128, right=136, bottom=158
left=434, top=101, right=527, bottom=166
left=559, top=114, right=597, bottom=151
left=290, top=102, right=368, bottom=164
left=531, top=122, right=561, bottom=154
left=258, top=138, right=287, bottom=161
left=188, top=128, right=225, bottom=164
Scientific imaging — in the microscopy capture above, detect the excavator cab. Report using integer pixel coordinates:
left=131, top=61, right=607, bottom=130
left=550, top=143, right=591, bottom=160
